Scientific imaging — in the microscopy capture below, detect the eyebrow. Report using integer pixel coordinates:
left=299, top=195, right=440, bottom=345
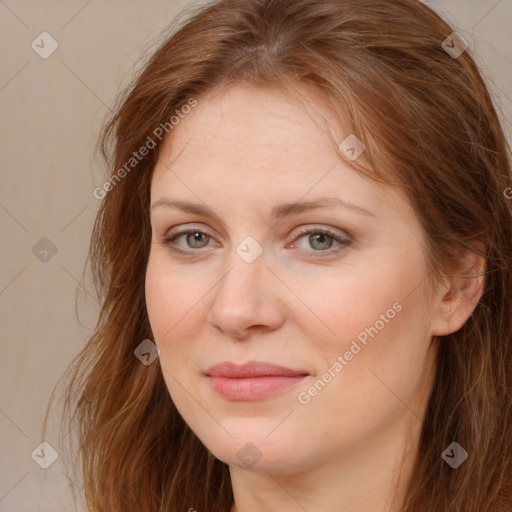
left=151, top=197, right=376, bottom=224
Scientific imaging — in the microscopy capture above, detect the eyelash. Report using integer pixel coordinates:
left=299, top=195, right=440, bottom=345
left=162, top=224, right=352, bottom=259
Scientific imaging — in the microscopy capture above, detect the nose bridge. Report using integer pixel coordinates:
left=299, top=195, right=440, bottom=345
left=207, top=235, right=284, bottom=336
left=217, top=235, right=267, bottom=304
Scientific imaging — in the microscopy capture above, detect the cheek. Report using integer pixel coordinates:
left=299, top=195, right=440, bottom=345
left=145, top=258, right=219, bottom=446
left=145, top=255, right=197, bottom=339
left=145, top=254, right=215, bottom=389
left=145, top=260, right=195, bottom=409
left=306, top=270, right=405, bottom=352
left=301, top=279, right=434, bottom=432
left=145, top=261, right=173, bottom=339
left=145, top=257, right=192, bottom=369
left=302, top=255, right=433, bottom=397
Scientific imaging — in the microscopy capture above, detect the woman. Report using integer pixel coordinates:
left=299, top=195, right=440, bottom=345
left=56, top=0, right=512, bottom=510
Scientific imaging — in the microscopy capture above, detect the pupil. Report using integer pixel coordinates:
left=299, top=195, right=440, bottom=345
left=312, top=233, right=331, bottom=250
left=189, top=232, right=206, bottom=248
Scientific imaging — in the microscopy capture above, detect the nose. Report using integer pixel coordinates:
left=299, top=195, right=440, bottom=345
left=206, top=247, right=286, bottom=340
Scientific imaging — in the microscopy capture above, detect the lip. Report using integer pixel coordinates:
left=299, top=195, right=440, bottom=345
left=205, top=361, right=309, bottom=400
left=205, top=361, right=308, bottom=378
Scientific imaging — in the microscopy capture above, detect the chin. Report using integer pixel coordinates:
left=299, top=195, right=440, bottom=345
left=200, top=427, right=310, bottom=473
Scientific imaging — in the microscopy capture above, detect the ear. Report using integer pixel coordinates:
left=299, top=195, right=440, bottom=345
left=431, top=241, right=486, bottom=337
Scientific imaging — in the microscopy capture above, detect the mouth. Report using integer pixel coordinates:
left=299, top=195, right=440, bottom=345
left=204, top=360, right=310, bottom=400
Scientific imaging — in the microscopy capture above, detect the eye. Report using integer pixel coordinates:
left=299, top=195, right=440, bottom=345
left=161, top=224, right=352, bottom=258
left=163, top=225, right=215, bottom=255
left=289, top=226, right=351, bottom=258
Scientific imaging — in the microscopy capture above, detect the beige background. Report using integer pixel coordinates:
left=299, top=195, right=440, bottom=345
left=0, top=1, right=511, bottom=510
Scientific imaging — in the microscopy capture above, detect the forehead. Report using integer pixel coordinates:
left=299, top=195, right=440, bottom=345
left=150, top=84, right=408, bottom=223
left=155, top=86, right=350, bottom=175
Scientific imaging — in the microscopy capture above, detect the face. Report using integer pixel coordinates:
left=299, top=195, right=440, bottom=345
left=145, top=84, right=439, bottom=473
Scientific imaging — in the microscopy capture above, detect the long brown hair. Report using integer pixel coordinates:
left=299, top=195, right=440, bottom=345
left=54, top=0, right=512, bottom=510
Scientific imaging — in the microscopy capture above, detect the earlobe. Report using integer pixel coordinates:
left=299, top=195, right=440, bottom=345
left=431, top=246, right=486, bottom=337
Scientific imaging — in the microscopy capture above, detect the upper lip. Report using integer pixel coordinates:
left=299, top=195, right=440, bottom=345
left=205, top=360, right=309, bottom=378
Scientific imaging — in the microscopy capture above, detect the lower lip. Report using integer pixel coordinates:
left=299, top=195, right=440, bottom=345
left=208, top=375, right=307, bottom=400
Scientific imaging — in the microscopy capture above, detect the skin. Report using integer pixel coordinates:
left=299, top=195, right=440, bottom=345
left=145, top=83, right=484, bottom=512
